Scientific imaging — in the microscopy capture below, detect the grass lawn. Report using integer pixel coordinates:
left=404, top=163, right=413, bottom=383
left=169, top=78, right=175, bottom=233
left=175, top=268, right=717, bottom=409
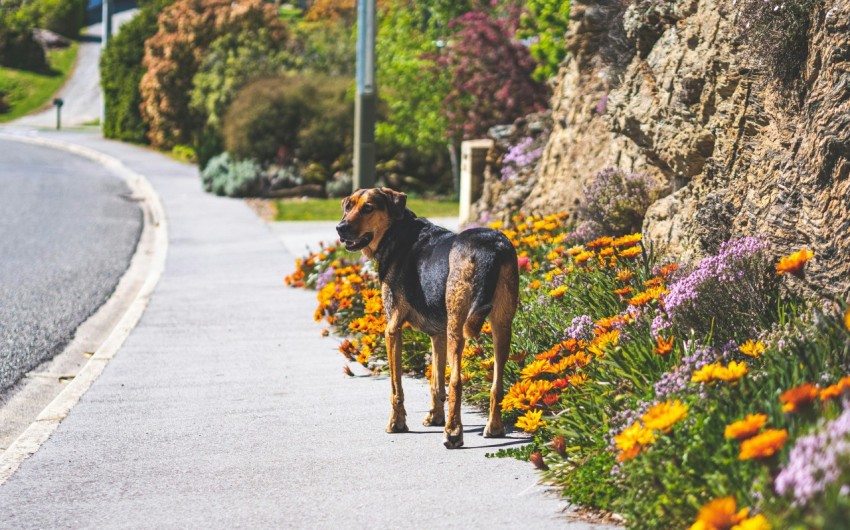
left=275, top=197, right=459, bottom=221
left=0, top=43, right=80, bottom=123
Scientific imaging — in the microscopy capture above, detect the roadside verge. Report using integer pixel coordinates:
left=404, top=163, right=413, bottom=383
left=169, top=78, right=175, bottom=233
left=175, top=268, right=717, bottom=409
left=0, top=134, right=168, bottom=484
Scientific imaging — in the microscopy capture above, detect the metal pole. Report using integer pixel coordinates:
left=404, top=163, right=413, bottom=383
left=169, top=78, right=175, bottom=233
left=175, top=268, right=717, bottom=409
left=101, top=0, right=112, bottom=131
left=354, top=0, right=376, bottom=190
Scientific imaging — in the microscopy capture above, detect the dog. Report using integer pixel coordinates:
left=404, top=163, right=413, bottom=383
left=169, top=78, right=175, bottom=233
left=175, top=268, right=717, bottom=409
left=336, top=188, right=519, bottom=449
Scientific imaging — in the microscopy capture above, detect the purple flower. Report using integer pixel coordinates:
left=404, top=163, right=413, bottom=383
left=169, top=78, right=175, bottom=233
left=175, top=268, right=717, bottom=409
left=500, top=136, right=544, bottom=182
left=654, top=341, right=725, bottom=399
left=564, top=315, right=595, bottom=342
left=776, top=405, right=850, bottom=506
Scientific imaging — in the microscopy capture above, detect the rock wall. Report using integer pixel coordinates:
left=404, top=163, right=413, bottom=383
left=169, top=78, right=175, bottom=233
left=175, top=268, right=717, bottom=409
left=480, top=0, right=850, bottom=297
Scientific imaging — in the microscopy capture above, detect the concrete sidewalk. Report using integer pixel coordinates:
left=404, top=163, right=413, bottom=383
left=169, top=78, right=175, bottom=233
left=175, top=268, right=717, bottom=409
left=0, top=130, right=615, bottom=529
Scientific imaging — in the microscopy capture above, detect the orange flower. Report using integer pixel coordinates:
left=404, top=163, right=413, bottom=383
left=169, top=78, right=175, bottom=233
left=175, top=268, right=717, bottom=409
left=739, top=429, right=788, bottom=460
left=659, top=262, right=679, bottom=278
left=688, top=497, right=749, bottom=530
left=529, top=280, right=542, bottom=289
left=775, top=248, right=813, bottom=275
left=724, top=414, right=768, bottom=440
left=612, top=233, right=642, bottom=247
left=644, top=277, right=664, bottom=287
left=614, top=421, right=656, bottom=462
left=615, top=269, right=635, bottom=282
left=586, top=236, right=614, bottom=249
left=619, top=246, right=642, bottom=258
left=573, top=250, right=595, bottom=264
left=641, top=400, right=688, bottom=433
left=779, top=383, right=819, bottom=413
left=820, top=376, right=850, bottom=401
left=732, top=514, right=772, bottom=530
left=845, top=308, right=850, bottom=331
left=549, top=285, right=568, bottom=298
left=654, top=335, right=674, bottom=356
left=515, top=409, right=546, bottom=433
left=566, top=245, right=584, bottom=256
left=614, top=286, right=634, bottom=296
left=629, top=286, right=666, bottom=306
left=738, top=340, right=766, bottom=359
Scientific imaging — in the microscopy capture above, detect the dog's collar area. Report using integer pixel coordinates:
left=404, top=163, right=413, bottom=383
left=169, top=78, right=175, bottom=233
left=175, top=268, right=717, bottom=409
left=343, top=232, right=374, bottom=251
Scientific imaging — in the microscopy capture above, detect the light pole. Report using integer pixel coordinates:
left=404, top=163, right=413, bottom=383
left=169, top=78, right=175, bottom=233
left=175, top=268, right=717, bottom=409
left=101, top=0, right=112, bottom=131
left=353, top=0, right=376, bottom=190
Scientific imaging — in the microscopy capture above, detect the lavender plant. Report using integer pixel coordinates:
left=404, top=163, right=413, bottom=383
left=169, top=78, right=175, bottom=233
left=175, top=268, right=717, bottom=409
left=500, top=135, right=545, bottom=182
left=578, top=167, right=659, bottom=237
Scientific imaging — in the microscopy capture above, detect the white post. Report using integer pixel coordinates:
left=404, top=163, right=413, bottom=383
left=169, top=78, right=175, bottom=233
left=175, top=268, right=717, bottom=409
left=459, top=139, right=493, bottom=225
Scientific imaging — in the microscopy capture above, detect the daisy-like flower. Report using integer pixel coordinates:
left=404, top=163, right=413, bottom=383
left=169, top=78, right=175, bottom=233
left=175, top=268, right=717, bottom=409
left=614, top=286, right=634, bottom=296
left=738, top=340, right=766, bottom=359
left=819, top=375, right=850, bottom=401
left=614, top=421, right=656, bottom=462
left=612, top=233, right=642, bottom=247
left=615, top=269, right=635, bottom=282
left=586, top=236, right=614, bottom=249
left=573, top=250, right=595, bottom=264
left=775, top=248, right=813, bottom=275
left=520, top=359, right=552, bottom=381
left=629, top=286, right=667, bottom=306
left=549, top=285, right=568, bottom=298
left=566, top=245, right=584, bottom=256
left=688, top=497, right=749, bottom=530
left=739, top=429, right=788, bottom=460
left=732, top=514, right=771, bottom=530
left=715, top=361, right=748, bottom=382
left=619, top=246, right=642, bottom=258
left=515, top=409, right=546, bottom=433
left=529, top=280, right=542, bottom=289
left=724, top=414, right=768, bottom=440
left=642, top=400, right=688, bottom=432
left=779, top=382, right=819, bottom=413
left=654, top=335, right=674, bottom=356
left=502, top=380, right=554, bottom=411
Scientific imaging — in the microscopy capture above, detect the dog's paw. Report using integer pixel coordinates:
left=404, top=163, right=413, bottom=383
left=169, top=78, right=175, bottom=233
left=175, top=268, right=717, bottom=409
left=443, top=427, right=464, bottom=449
left=483, top=421, right=506, bottom=438
left=423, top=411, right=445, bottom=427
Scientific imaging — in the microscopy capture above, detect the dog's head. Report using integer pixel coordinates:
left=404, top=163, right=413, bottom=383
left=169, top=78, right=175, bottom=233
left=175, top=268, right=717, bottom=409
left=336, top=187, right=407, bottom=258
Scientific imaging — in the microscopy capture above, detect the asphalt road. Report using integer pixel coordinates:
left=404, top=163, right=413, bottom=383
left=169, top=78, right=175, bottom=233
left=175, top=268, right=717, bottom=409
left=0, top=139, right=142, bottom=395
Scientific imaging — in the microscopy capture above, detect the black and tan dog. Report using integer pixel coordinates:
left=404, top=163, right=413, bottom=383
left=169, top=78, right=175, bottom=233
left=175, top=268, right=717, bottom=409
left=336, top=188, right=519, bottom=449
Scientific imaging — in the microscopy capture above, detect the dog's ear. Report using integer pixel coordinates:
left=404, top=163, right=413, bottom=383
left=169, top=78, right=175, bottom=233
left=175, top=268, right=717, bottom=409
left=380, top=187, right=407, bottom=220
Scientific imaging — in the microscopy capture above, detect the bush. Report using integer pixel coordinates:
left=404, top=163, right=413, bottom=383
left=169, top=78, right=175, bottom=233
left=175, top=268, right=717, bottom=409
left=200, top=152, right=263, bottom=197
left=139, top=0, right=289, bottom=149
left=37, top=0, right=86, bottom=38
left=222, top=75, right=353, bottom=175
left=0, top=23, right=46, bottom=70
left=578, top=167, right=660, bottom=237
left=438, top=11, right=550, bottom=142
left=100, top=0, right=174, bottom=142
left=517, top=0, right=571, bottom=81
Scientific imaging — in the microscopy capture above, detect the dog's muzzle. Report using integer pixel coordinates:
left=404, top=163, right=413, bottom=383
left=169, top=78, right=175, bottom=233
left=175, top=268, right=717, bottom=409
left=336, top=222, right=373, bottom=251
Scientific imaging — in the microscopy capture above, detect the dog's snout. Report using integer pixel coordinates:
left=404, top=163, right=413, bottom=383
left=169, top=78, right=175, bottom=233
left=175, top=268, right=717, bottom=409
left=336, top=221, right=353, bottom=239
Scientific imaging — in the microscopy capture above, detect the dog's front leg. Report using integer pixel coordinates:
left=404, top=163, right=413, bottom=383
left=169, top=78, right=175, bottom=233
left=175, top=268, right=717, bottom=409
left=385, top=324, right=408, bottom=433
left=423, top=334, right=446, bottom=426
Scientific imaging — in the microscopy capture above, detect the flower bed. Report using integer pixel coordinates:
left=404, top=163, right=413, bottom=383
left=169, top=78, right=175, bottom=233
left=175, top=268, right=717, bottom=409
left=286, top=214, right=850, bottom=529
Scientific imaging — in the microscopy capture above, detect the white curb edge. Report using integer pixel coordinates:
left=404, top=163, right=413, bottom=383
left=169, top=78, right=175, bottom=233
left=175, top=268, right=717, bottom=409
left=0, top=133, right=169, bottom=485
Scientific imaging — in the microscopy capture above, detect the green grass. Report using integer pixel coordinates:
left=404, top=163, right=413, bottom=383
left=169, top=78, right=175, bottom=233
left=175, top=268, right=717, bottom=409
left=0, top=43, right=80, bottom=123
left=274, top=197, right=459, bottom=221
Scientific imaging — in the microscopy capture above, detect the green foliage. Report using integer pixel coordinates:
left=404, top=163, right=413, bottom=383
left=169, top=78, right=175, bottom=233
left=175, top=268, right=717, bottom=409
left=0, top=43, right=77, bottom=122
left=518, top=0, right=571, bottom=81
left=222, top=75, right=353, bottom=173
left=100, top=0, right=175, bottom=142
left=200, top=151, right=264, bottom=197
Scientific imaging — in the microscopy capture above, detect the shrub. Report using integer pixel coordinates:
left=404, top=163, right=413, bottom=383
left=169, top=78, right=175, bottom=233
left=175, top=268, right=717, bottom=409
left=578, top=167, right=660, bottom=237
left=0, top=16, right=47, bottom=70
left=100, top=0, right=174, bottom=143
left=438, top=11, right=550, bottom=143
left=222, top=75, right=353, bottom=175
left=139, top=0, right=289, bottom=149
left=736, top=0, right=819, bottom=89
left=36, top=0, right=86, bottom=38
left=517, top=0, right=571, bottom=81
left=200, top=152, right=263, bottom=197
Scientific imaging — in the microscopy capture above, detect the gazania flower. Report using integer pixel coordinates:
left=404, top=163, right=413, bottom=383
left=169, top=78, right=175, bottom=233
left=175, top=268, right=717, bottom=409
left=520, top=359, right=553, bottom=381
left=614, top=421, right=656, bottom=462
left=819, top=376, right=850, bottom=401
left=738, top=340, right=765, bottom=359
left=566, top=245, right=584, bottom=256
left=732, top=514, right=771, bottom=530
left=644, top=277, right=664, bottom=287
left=529, top=280, right=542, bottom=289
left=614, top=286, right=634, bottom=296
left=688, top=497, right=749, bottom=530
left=739, top=428, right=788, bottom=460
left=654, top=335, right=674, bottom=356
left=779, top=382, right=819, bottom=413
left=715, top=361, right=748, bottom=382
left=515, top=409, right=546, bottom=433
left=642, top=400, right=688, bottom=432
left=549, top=285, right=568, bottom=298
left=618, top=246, right=642, bottom=258
left=615, top=269, right=635, bottom=282
left=574, top=250, right=595, bottom=264
left=658, top=262, right=679, bottom=277
left=775, top=248, right=813, bottom=275
left=568, top=373, right=588, bottom=386
left=502, top=380, right=554, bottom=411
left=724, top=414, right=768, bottom=440
left=599, top=247, right=615, bottom=258
left=542, top=392, right=560, bottom=407
left=586, top=236, right=614, bottom=249
left=612, top=233, right=642, bottom=247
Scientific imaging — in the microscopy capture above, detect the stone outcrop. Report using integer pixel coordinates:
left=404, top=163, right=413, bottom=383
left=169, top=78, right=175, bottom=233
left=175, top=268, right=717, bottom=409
left=479, top=0, right=850, bottom=297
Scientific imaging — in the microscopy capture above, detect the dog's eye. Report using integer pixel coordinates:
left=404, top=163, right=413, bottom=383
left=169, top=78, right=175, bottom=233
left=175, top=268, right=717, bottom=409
left=362, top=204, right=374, bottom=214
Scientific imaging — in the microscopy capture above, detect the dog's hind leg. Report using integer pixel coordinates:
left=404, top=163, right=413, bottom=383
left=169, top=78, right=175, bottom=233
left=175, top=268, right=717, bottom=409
left=443, top=258, right=474, bottom=449
left=484, top=262, right=519, bottom=438
left=424, top=334, right=446, bottom=427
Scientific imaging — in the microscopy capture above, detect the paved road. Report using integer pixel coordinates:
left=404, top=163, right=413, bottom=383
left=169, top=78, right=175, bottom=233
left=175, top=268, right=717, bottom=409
left=0, top=131, right=617, bottom=529
left=0, top=139, right=142, bottom=395
left=13, top=10, right=137, bottom=129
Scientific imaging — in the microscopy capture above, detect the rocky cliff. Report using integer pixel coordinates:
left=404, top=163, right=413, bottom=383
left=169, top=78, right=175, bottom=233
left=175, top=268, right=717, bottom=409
left=477, top=0, right=850, bottom=297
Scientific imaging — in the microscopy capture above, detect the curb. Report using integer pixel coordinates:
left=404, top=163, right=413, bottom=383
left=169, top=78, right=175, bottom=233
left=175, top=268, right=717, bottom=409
left=0, top=133, right=169, bottom=484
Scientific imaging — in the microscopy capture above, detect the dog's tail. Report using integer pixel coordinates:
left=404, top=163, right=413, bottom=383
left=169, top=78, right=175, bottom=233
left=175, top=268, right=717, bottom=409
left=463, top=255, right=507, bottom=339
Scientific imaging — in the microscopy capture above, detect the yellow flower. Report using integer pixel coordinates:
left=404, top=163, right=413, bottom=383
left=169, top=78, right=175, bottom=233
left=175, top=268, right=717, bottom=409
left=724, top=414, right=768, bottom=440
left=641, top=400, right=688, bottom=433
left=502, top=380, right=554, bottom=411
left=549, top=285, right=568, bottom=298
left=586, top=236, right=614, bottom=249
left=779, top=382, right=819, bottom=413
left=574, top=250, right=595, bottom=264
left=715, top=361, right=748, bottom=382
left=775, top=248, right=813, bottom=275
left=566, top=245, right=584, bottom=256
left=515, top=409, right=546, bottom=433
left=599, top=247, right=615, bottom=258
left=820, top=375, right=850, bottom=401
left=731, top=514, right=771, bottom=530
left=689, top=497, right=749, bottom=530
left=613, top=233, right=642, bottom=247
left=520, top=359, right=552, bottom=381
left=845, top=308, right=850, bottom=331
left=738, top=340, right=765, bottom=359
left=614, top=421, right=656, bottom=462
left=629, top=286, right=666, bottom=306
left=568, top=373, right=588, bottom=386
left=615, top=269, right=635, bottom=282
left=739, top=429, right=788, bottom=460
left=619, top=246, right=642, bottom=258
